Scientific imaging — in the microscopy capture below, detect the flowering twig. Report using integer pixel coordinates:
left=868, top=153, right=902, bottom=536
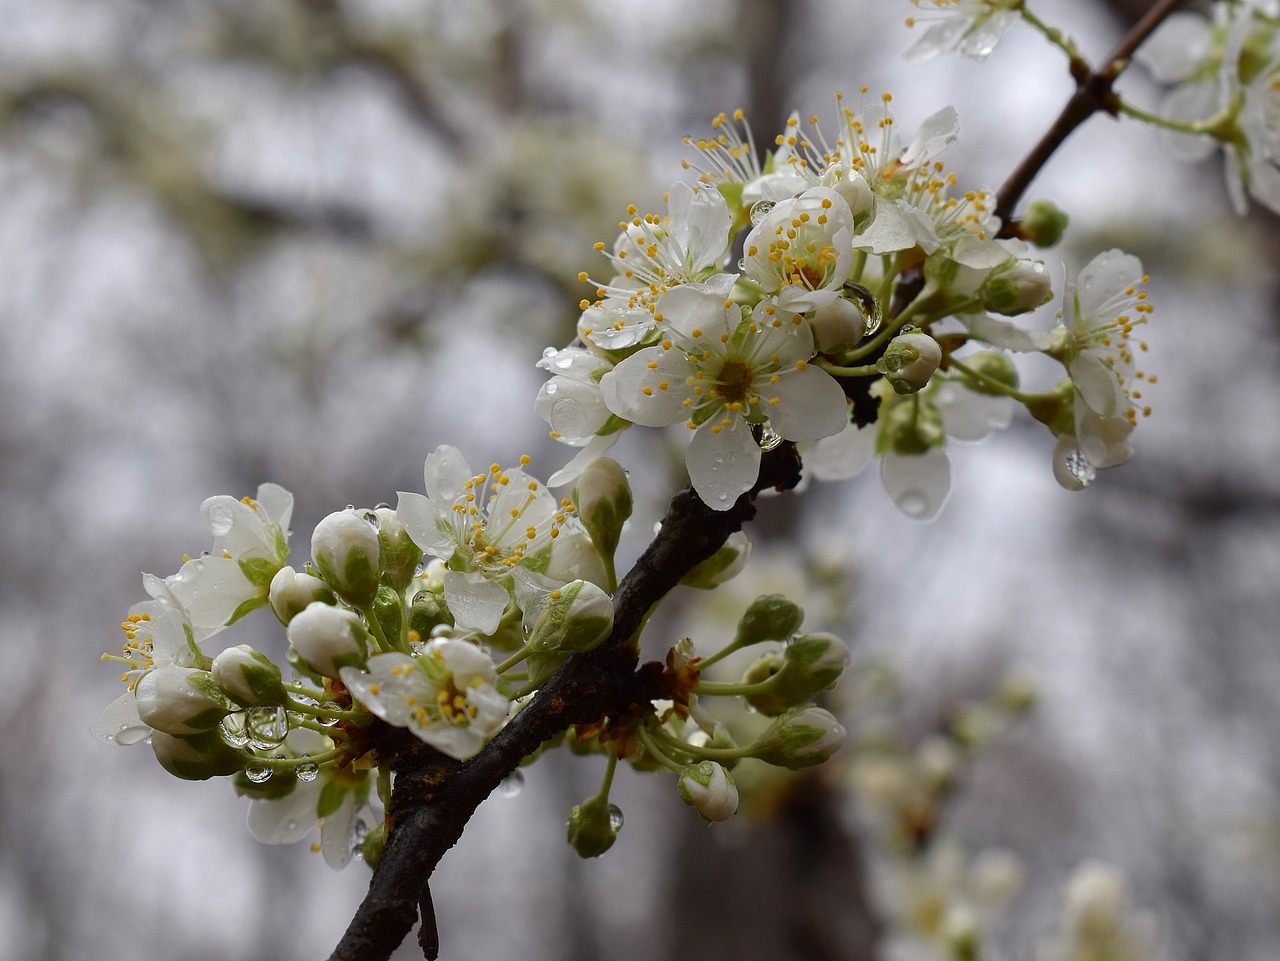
left=995, top=0, right=1190, bottom=230
left=327, top=446, right=803, bottom=961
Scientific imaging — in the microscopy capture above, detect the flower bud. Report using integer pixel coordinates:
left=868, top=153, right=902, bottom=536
left=1063, top=861, right=1128, bottom=940
left=269, top=566, right=335, bottom=625
left=212, top=644, right=288, bottom=707
left=374, top=507, right=421, bottom=592
left=882, top=394, right=944, bottom=454
left=810, top=297, right=869, bottom=353
left=742, top=632, right=851, bottom=716
left=981, top=259, right=1053, bottom=315
left=735, top=594, right=804, bottom=647
left=1021, top=198, right=1069, bottom=248
left=752, top=706, right=846, bottom=769
left=572, top=457, right=633, bottom=564
left=135, top=666, right=231, bottom=737
left=311, top=510, right=382, bottom=605
left=681, top=530, right=751, bottom=589
left=286, top=602, right=369, bottom=679
left=526, top=579, right=615, bottom=654
left=151, top=729, right=244, bottom=781
left=565, top=795, right=621, bottom=858
left=960, top=350, right=1019, bottom=394
left=831, top=171, right=873, bottom=219
left=877, top=332, right=942, bottom=395
left=677, top=760, right=739, bottom=823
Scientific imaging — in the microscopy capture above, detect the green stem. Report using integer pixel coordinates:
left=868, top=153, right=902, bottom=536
left=286, top=695, right=363, bottom=721
left=242, top=748, right=341, bottom=770
left=635, top=722, right=692, bottom=774
left=495, top=646, right=533, bottom=675
left=1117, top=98, right=1233, bottom=138
left=695, top=678, right=772, bottom=697
left=842, top=298, right=924, bottom=362
left=295, top=719, right=353, bottom=740
left=1020, top=5, right=1087, bottom=63
left=359, top=604, right=394, bottom=655
left=643, top=722, right=753, bottom=762
left=283, top=681, right=330, bottom=701
left=947, top=357, right=1039, bottom=404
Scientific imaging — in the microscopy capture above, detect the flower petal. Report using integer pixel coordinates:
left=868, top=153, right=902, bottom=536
left=686, top=416, right=760, bottom=509
left=765, top=367, right=850, bottom=442
left=442, top=570, right=510, bottom=635
left=880, top=448, right=951, bottom=520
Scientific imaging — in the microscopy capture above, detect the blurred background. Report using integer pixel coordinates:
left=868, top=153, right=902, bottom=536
left=2, top=0, right=1279, bottom=959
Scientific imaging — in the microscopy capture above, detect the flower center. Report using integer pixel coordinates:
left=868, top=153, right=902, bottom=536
left=715, top=359, right=755, bottom=404
left=101, top=612, right=155, bottom=689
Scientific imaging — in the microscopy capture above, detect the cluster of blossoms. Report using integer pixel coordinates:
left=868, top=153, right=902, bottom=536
left=538, top=89, right=1157, bottom=519
left=96, top=450, right=850, bottom=863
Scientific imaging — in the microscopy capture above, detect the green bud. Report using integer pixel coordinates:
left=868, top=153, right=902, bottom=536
left=752, top=706, right=847, bottom=769
left=360, top=820, right=386, bottom=868
left=981, top=260, right=1053, bottom=316
left=135, top=666, right=232, bottom=737
left=677, top=760, right=739, bottom=823
left=1023, top=379, right=1075, bottom=438
left=572, top=457, right=632, bottom=566
left=374, top=507, right=421, bottom=592
left=880, top=396, right=945, bottom=454
left=995, top=671, right=1037, bottom=714
left=370, top=584, right=407, bottom=653
left=566, top=795, right=621, bottom=858
left=268, top=566, right=335, bottom=625
left=211, top=644, right=288, bottom=707
left=735, top=594, right=804, bottom=647
left=311, top=510, right=381, bottom=606
left=1021, top=199, right=1068, bottom=247
left=681, top=531, right=751, bottom=589
left=878, top=332, right=942, bottom=395
left=526, top=579, right=614, bottom=654
left=742, top=632, right=851, bottom=716
left=959, top=350, right=1019, bottom=394
left=151, top=729, right=244, bottom=781
left=286, top=602, right=369, bottom=679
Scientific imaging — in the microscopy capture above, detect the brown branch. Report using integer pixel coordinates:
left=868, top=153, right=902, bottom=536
left=328, top=446, right=803, bottom=961
left=995, top=0, right=1191, bottom=232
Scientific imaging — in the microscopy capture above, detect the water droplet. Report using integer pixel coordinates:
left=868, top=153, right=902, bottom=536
left=220, top=711, right=250, bottom=748
left=607, top=803, right=624, bottom=831
left=296, top=762, right=320, bottom=782
left=497, top=770, right=524, bottom=798
left=349, top=819, right=371, bottom=860
left=712, top=454, right=724, bottom=466
left=759, top=426, right=784, bottom=451
left=247, top=706, right=289, bottom=750
left=717, top=492, right=729, bottom=502
left=542, top=346, right=557, bottom=361
left=544, top=381, right=559, bottom=396
left=748, top=200, right=775, bottom=225
left=245, top=764, right=272, bottom=784
left=1064, top=448, right=1096, bottom=488
left=553, top=353, right=573, bottom=370
left=843, top=281, right=883, bottom=336
left=736, top=257, right=748, bottom=272
left=375, top=502, right=391, bottom=511
left=899, top=492, right=929, bottom=518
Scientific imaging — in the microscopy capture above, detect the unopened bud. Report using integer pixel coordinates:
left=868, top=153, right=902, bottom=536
left=681, top=530, right=751, bottom=589
left=735, top=594, right=804, bottom=647
left=374, top=507, right=420, bottom=592
left=286, top=602, right=369, bottom=679
left=212, top=644, right=287, bottom=707
left=1021, top=199, right=1069, bottom=248
left=269, top=566, right=335, bottom=625
left=982, top=259, right=1053, bottom=315
left=135, top=666, right=231, bottom=737
left=573, top=457, right=633, bottom=564
left=752, top=706, right=846, bottom=769
left=742, top=632, right=851, bottom=716
left=878, top=332, right=942, bottom=394
left=311, top=510, right=382, bottom=605
left=677, top=760, right=739, bottom=823
left=526, top=579, right=614, bottom=654
left=832, top=171, right=873, bottom=219
left=810, top=297, right=869, bottom=353
left=566, top=795, right=621, bottom=858
left=151, top=729, right=244, bottom=780
left=961, top=350, right=1019, bottom=394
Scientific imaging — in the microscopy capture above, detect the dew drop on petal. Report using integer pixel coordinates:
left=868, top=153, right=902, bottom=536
left=844, top=281, right=883, bottom=336
left=245, top=764, right=272, bottom=784
left=363, top=511, right=380, bottom=529
left=542, top=346, right=557, bottom=361
left=759, top=426, right=783, bottom=451
left=496, top=770, right=525, bottom=798
left=749, top=200, right=775, bottom=225
left=717, top=492, right=729, bottom=503
left=607, top=803, right=624, bottom=832
left=296, top=762, right=320, bottom=783
left=553, top=353, right=573, bottom=370
left=349, top=819, right=370, bottom=861
left=247, top=706, right=289, bottom=750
